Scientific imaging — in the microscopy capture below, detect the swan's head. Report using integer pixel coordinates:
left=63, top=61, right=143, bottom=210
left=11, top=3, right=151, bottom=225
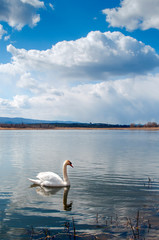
left=65, top=160, right=73, bottom=168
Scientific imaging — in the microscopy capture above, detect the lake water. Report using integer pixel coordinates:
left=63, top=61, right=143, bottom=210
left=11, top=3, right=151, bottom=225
left=1, top=130, right=159, bottom=239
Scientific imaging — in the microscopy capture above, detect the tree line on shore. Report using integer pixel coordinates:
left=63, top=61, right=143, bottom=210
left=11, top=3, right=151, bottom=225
left=0, top=121, right=158, bottom=129
left=130, top=122, right=159, bottom=128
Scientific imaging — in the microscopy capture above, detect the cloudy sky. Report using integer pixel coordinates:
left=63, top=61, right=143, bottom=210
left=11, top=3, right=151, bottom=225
left=0, top=0, right=159, bottom=124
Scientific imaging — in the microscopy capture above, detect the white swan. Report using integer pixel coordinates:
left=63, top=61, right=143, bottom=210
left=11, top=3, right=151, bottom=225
left=28, top=160, right=73, bottom=187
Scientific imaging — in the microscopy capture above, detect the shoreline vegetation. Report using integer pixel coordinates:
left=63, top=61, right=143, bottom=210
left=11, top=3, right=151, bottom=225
left=26, top=208, right=156, bottom=239
left=0, top=122, right=159, bottom=130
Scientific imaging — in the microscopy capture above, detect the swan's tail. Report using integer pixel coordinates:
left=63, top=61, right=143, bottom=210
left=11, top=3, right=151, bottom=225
left=28, top=178, right=41, bottom=185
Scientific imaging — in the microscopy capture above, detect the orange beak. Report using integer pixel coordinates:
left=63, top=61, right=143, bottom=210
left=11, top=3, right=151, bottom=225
left=70, top=163, right=73, bottom=168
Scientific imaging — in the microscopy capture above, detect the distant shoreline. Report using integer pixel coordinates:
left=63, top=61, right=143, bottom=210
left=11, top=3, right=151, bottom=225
left=0, top=127, right=159, bottom=131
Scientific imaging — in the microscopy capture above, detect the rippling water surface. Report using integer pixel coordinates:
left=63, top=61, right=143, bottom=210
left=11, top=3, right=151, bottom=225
left=1, top=130, right=159, bottom=239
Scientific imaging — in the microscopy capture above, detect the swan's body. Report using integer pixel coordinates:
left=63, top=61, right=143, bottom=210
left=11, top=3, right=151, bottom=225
left=29, top=160, right=73, bottom=187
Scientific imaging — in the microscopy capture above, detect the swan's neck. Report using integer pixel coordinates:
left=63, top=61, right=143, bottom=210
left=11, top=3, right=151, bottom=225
left=63, top=162, right=70, bottom=185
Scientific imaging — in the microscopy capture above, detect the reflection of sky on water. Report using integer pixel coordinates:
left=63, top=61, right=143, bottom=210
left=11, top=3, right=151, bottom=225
left=1, top=130, right=159, bottom=239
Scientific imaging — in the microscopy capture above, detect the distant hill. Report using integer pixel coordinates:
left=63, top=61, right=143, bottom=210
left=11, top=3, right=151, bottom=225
left=0, top=117, right=77, bottom=124
left=0, top=117, right=131, bottom=129
left=0, top=117, right=158, bottom=129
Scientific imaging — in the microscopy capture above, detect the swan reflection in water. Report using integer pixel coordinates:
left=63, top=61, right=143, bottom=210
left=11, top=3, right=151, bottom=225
left=30, top=185, right=73, bottom=211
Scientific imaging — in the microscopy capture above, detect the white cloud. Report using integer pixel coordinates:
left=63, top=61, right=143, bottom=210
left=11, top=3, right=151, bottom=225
left=0, top=95, right=29, bottom=112
left=17, top=72, right=37, bottom=89
left=0, top=24, right=7, bottom=39
left=4, top=35, right=10, bottom=41
left=17, top=72, right=45, bottom=94
left=0, top=31, right=159, bottom=123
left=5, top=31, right=159, bottom=81
left=103, top=0, right=159, bottom=31
left=0, top=62, right=24, bottom=75
left=0, top=0, right=44, bottom=30
left=11, top=95, right=30, bottom=108
left=32, top=14, right=40, bottom=26
left=20, top=0, right=44, bottom=8
left=49, top=3, right=54, bottom=10
left=0, top=74, right=159, bottom=123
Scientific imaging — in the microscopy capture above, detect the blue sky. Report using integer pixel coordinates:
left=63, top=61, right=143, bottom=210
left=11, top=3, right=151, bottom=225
left=0, top=0, right=159, bottom=124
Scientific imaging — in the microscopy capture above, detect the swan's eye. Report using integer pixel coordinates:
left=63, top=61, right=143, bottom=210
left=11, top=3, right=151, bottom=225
left=69, top=161, right=73, bottom=168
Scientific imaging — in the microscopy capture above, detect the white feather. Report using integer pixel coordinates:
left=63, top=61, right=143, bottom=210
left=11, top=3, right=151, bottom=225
left=28, top=160, right=73, bottom=187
